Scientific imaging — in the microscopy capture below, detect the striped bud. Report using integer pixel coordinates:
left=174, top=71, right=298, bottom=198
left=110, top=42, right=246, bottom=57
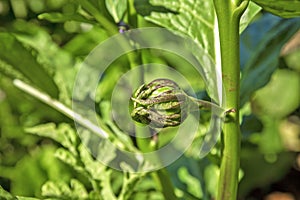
left=130, top=79, right=191, bottom=128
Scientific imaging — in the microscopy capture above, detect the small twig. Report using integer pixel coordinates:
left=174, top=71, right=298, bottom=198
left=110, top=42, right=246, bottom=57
left=13, top=79, right=109, bottom=139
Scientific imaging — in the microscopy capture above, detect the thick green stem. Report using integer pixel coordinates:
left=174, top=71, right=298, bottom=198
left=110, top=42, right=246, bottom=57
left=213, top=1, right=248, bottom=200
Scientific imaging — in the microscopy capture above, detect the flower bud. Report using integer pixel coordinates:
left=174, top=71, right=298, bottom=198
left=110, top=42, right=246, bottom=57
left=130, top=79, right=191, bottom=128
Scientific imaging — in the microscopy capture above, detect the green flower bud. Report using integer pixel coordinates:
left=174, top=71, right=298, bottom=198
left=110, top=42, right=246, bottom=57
left=130, top=79, right=192, bottom=128
left=130, top=79, right=226, bottom=129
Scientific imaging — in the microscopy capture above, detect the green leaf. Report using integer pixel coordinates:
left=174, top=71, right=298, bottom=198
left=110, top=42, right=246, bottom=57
left=77, top=144, right=107, bottom=180
left=136, top=0, right=217, bottom=60
left=73, top=0, right=117, bottom=34
left=16, top=197, right=40, bottom=200
left=251, top=69, right=300, bottom=118
left=41, top=179, right=89, bottom=199
left=257, top=117, right=283, bottom=155
left=239, top=150, right=294, bottom=196
left=10, top=20, right=76, bottom=105
left=240, top=18, right=300, bottom=106
left=55, top=148, right=78, bottom=168
left=70, top=179, right=89, bottom=199
left=0, top=185, right=14, bottom=200
left=135, top=0, right=219, bottom=102
left=178, top=167, right=202, bottom=198
left=0, top=32, right=58, bottom=97
left=63, top=26, right=109, bottom=56
left=0, top=146, right=70, bottom=197
left=252, top=0, right=300, bottom=18
left=283, top=47, right=300, bottom=72
left=38, top=12, right=94, bottom=23
left=105, top=0, right=127, bottom=22
left=204, top=164, right=219, bottom=198
left=26, top=123, right=78, bottom=154
left=42, top=181, right=71, bottom=198
left=239, top=2, right=262, bottom=33
left=135, top=0, right=260, bottom=102
left=136, top=0, right=260, bottom=60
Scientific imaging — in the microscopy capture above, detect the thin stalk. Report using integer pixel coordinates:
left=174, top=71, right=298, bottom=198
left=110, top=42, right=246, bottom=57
left=213, top=1, right=248, bottom=200
left=13, top=79, right=108, bottom=139
left=152, top=169, right=179, bottom=200
left=13, top=79, right=138, bottom=152
left=128, top=0, right=138, bottom=28
left=125, top=3, right=178, bottom=198
left=76, top=0, right=117, bottom=35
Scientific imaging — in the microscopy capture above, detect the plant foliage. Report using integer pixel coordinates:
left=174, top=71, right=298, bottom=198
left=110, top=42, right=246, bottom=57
left=0, top=0, right=300, bottom=199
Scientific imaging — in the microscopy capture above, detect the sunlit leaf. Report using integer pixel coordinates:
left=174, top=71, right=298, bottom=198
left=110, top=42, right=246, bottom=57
left=240, top=2, right=262, bottom=33
left=135, top=0, right=260, bottom=102
left=26, top=123, right=78, bottom=154
left=0, top=186, right=14, bottom=200
left=105, top=0, right=127, bottom=22
left=136, top=0, right=260, bottom=60
left=41, top=179, right=89, bottom=199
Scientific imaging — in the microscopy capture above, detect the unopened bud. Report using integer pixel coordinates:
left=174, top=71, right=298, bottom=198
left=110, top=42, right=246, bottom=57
left=130, top=79, right=191, bottom=128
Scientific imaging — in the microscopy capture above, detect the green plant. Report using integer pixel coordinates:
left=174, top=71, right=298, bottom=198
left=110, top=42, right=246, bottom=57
left=0, top=0, right=300, bottom=200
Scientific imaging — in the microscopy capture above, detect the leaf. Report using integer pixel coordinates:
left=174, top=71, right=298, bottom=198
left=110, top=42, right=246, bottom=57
left=135, top=0, right=260, bottom=102
left=204, top=164, right=219, bottom=198
left=38, top=12, right=94, bottom=23
left=42, top=181, right=71, bottom=198
left=100, top=173, right=117, bottom=200
left=70, top=179, right=89, bottom=199
left=1, top=146, right=70, bottom=197
left=41, top=179, right=89, bottom=199
left=252, top=0, right=300, bottom=18
left=258, top=117, right=284, bottom=155
left=77, top=144, right=106, bottom=180
left=240, top=17, right=300, bottom=106
left=178, top=167, right=202, bottom=198
left=105, top=0, right=127, bottom=22
left=10, top=20, right=76, bottom=105
left=136, top=0, right=219, bottom=102
left=240, top=114, right=263, bottom=137
left=283, top=47, right=300, bottom=72
left=0, top=185, right=14, bottom=200
left=136, top=0, right=217, bottom=61
left=118, top=171, right=142, bottom=200
left=0, top=32, right=58, bottom=97
left=16, top=197, right=40, bottom=200
left=42, top=180, right=87, bottom=199
left=252, top=69, right=300, bottom=118
left=239, top=150, right=294, bottom=196
left=55, top=148, right=78, bottom=168
left=26, top=123, right=78, bottom=154
left=239, top=2, right=262, bottom=33
left=63, top=26, right=109, bottom=56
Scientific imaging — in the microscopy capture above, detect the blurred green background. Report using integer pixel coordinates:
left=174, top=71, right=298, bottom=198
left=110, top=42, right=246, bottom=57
left=0, top=0, right=300, bottom=199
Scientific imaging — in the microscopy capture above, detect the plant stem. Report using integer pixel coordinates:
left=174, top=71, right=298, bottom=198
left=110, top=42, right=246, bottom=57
left=213, top=1, right=248, bottom=200
left=151, top=168, right=179, bottom=200
left=124, top=4, right=178, bottom=198
left=13, top=79, right=139, bottom=152
left=76, top=0, right=117, bottom=35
